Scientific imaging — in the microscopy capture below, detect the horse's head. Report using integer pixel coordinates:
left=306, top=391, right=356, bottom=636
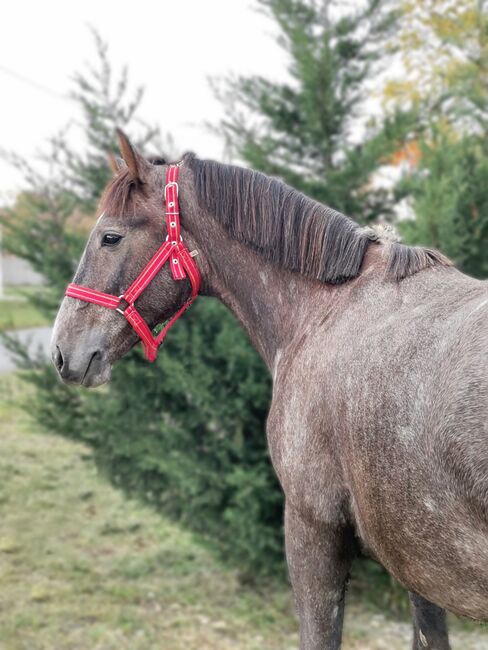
left=51, top=131, right=195, bottom=387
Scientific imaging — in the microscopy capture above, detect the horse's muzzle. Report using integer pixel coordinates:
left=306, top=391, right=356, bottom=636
left=52, top=343, right=111, bottom=387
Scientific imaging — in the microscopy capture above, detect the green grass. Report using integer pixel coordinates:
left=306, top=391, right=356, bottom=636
left=0, top=374, right=486, bottom=650
left=0, top=287, right=50, bottom=332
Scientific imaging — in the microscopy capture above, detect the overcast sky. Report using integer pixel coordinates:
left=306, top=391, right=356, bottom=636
left=0, top=0, right=289, bottom=201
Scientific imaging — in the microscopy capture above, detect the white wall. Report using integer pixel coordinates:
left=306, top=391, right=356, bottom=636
left=2, top=255, right=43, bottom=287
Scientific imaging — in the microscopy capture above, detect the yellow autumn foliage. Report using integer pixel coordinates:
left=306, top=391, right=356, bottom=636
left=383, top=0, right=487, bottom=112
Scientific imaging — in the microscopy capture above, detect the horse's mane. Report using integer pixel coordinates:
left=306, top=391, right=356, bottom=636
left=102, top=155, right=451, bottom=284
left=188, top=156, right=450, bottom=283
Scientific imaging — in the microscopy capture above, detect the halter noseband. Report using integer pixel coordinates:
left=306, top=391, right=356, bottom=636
left=65, top=164, right=201, bottom=362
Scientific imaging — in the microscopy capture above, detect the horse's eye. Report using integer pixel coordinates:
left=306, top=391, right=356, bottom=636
left=102, top=233, right=123, bottom=247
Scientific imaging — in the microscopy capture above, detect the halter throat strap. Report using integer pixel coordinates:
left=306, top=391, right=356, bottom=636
left=65, top=164, right=201, bottom=362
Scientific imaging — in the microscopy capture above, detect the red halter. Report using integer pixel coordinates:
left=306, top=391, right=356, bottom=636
left=65, top=164, right=201, bottom=362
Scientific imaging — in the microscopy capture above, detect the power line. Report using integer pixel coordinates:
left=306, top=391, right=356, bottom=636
left=0, top=64, right=69, bottom=101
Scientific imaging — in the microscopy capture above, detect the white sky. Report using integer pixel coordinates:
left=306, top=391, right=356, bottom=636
left=0, top=0, right=288, bottom=201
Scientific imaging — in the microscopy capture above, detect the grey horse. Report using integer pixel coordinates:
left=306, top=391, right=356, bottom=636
left=52, top=132, right=488, bottom=649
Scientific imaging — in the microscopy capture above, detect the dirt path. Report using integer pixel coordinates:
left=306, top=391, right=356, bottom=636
left=0, top=375, right=486, bottom=650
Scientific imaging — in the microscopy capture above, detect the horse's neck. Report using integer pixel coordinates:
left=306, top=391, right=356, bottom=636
left=185, top=211, right=332, bottom=372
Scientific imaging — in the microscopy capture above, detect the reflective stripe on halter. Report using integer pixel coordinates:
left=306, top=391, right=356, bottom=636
left=65, top=164, right=201, bottom=362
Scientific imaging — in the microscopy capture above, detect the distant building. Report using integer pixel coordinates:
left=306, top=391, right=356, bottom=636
left=0, top=227, right=43, bottom=297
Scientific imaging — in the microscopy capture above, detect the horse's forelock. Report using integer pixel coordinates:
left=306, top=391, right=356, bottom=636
left=100, top=167, right=145, bottom=218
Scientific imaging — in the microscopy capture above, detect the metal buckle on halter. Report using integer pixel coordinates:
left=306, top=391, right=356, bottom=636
left=164, top=181, right=179, bottom=199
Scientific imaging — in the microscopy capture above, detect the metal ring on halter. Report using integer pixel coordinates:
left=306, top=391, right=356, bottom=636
left=164, top=181, right=179, bottom=199
left=116, top=294, right=126, bottom=316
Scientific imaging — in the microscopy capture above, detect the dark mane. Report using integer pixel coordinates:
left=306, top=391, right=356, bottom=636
left=386, top=243, right=451, bottom=281
left=189, top=157, right=451, bottom=283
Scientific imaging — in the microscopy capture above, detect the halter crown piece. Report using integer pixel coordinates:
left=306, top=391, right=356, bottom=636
left=65, top=164, right=201, bottom=361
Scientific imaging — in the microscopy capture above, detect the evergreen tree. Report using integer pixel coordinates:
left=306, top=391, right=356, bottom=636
left=399, top=130, right=488, bottom=278
left=216, top=0, right=404, bottom=221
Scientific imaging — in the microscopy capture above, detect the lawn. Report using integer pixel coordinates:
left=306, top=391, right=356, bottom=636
left=0, top=374, right=486, bottom=650
left=0, top=287, right=50, bottom=332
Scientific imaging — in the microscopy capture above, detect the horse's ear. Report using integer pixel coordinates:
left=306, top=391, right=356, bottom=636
left=107, top=152, right=124, bottom=176
left=116, top=129, right=150, bottom=183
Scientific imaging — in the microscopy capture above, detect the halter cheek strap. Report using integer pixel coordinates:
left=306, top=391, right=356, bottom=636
left=65, top=164, right=201, bottom=362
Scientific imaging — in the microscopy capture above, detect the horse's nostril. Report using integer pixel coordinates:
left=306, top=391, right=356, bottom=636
left=54, top=345, right=64, bottom=371
left=88, top=350, right=102, bottom=369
